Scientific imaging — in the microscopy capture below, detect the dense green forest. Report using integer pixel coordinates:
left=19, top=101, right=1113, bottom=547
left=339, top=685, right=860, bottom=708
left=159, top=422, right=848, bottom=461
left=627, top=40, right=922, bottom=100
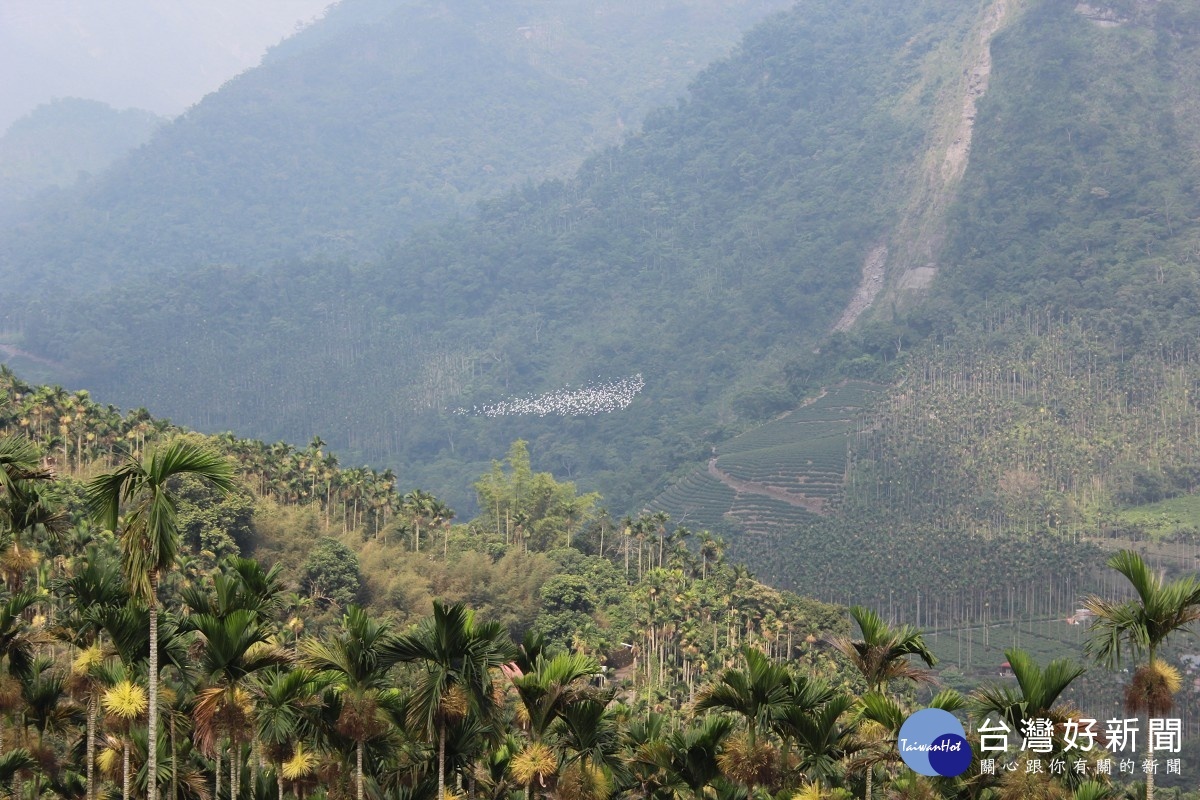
left=2, top=365, right=1198, bottom=799
left=726, top=314, right=1200, bottom=614
left=638, top=0, right=1200, bottom=608
left=925, top=0, right=1200, bottom=347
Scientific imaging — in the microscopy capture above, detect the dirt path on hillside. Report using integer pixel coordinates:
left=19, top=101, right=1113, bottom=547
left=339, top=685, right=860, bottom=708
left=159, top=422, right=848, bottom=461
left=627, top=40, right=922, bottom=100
left=0, top=343, right=63, bottom=370
left=707, top=457, right=826, bottom=514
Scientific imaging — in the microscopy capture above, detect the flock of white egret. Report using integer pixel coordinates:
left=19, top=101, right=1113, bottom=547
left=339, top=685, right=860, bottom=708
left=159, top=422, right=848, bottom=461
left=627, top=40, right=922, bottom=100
left=454, top=374, right=645, bottom=417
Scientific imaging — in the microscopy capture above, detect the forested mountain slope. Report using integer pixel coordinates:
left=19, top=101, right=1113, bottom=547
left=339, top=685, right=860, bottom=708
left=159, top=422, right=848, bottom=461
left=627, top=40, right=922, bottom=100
left=0, top=0, right=795, bottom=291
left=0, top=99, right=162, bottom=220
left=930, top=0, right=1200, bottom=345
left=7, top=1, right=985, bottom=512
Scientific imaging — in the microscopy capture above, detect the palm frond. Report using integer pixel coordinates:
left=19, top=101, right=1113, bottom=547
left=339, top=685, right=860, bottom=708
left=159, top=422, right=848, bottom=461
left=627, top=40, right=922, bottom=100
left=0, top=748, right=36, bottom=781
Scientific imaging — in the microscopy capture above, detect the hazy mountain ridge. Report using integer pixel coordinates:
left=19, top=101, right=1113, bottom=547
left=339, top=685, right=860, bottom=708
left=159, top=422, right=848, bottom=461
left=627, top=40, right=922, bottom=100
left=0, top=0, right=797, bottom=292
left=0, top=98, right=162, bottom=220
left=0, top=1, right=329, bottom=132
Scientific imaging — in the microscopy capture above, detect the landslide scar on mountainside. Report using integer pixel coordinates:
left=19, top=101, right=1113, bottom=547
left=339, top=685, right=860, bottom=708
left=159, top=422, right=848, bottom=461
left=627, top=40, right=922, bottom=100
left=832, top=0, right=1020, bottom=333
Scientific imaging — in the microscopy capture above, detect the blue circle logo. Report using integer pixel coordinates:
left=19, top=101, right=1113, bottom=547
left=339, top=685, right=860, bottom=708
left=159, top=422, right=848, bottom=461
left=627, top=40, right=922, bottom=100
left=897, top=708, right=971, bottom=777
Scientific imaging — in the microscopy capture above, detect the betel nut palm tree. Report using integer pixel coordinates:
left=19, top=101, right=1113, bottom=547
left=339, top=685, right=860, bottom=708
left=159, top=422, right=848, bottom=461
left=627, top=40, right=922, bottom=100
left=387, top=600, right=516, bottom=800
left=1085, top=549, right=1200, bottom=800
left=828, top=606, right=937, bottom=800
left=828, top=606, right=936, bottom=694
left=54, top=546, right=129, bottom=800
left=0, top=434, right=67, bottom=592
left=100, top=666, right=147, bottom=800
left=189, top=609, right=291, bottom=800
left=87, top=436, right=235, bottom=800
left=694, top=645, right=795, bottom=789
left=254, top=667, right=331, bottom=800
left=401, top=489, right=438, bottom=552
left=653, top=715, right=735, bottom=800
left=503, top=650, right=605, bottom=798
left=302, top=605, right=401, bottom=800
left=968, top=648, right=1085, bottom=799
left=970, top=648, right=1085, bottom=734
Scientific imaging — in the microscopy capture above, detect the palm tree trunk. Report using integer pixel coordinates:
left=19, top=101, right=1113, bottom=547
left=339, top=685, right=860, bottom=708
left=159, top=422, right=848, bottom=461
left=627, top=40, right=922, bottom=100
left=865, top=765, right=872, bottom=800
left=1146, top=734, right=1155, bottom=800
left=438, top=719, right=447, bottom=800
left=357, top=739, right=364, bottom=800
left=278, top=767, right=284, bottom=800
left=149, top=573, right=160, bottom=800
left=123, top=739, right=131, bottom=800
left=171, top=714, right=178, bottom=800
left=33, top=732, right=44, bottom=799
left=1147, top=649, right=1157, bottom=800
left=87, top=693, right=97, bottom=800
left=216, top=749, right=221, bottom=800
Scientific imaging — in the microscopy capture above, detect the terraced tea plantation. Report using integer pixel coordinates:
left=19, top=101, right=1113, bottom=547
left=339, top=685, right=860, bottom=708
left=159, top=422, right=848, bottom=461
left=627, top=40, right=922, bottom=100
left=651, top=471, right=739, bottom=530
left=717, top=436, right=847, bottom=508
left=649, top=381, right=880, bottom=534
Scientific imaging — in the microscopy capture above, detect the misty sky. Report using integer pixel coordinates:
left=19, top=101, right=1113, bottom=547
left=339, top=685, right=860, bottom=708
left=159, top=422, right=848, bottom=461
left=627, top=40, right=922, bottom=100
left=0, top=0, right=331, bottom=132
